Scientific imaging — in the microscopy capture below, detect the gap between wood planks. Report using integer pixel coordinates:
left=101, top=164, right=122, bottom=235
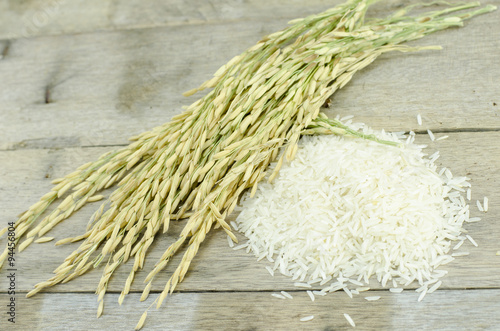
left=3, top=286, right=499, bottom=295
left=1, top=128, right=499, bottom=152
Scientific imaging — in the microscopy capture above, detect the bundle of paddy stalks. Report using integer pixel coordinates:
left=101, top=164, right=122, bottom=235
left=0, top=0, right=495, bottom=329
left=235, top=115, right=480, bottom=302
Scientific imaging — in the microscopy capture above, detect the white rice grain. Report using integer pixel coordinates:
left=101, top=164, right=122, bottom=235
left=477, top=200, right=484, bottom=212
left=294, top=282, right=312, bottom=288
left=281, top=291, right=293, bottom=299
left=300, top=315, right=314, bottom=322
left=453, top=240, right=465, bottom=250
left=307, top=290, right=315, bottom=302
left=271, top=293, right=286, bottom=300
left=427, top=129, right=435, bottom=141
left=227, top=235, right=234, bottom=248
left=266, top=266, right=274, bottom=277
left=428, top=280, right=442, bottom=294
left=466, top=235, right=478, bottom=247
left=364, top=296, right=381, bottom=301
left=356, top=287, right=370, bottom=292
left=418, top=287, right=428, bottom=302
left=451, top=252, right=469, bottom=257
left=344, top=313, right=356, bottom=327
left=389, top=288, right=403, bottom=293
left=484, top=197, right=489, bottom=212
left=417, top=114, right=422, bottom=126
left=233, top=243, right=248, bottom=251
left=343, top=287, right=353, bottom=299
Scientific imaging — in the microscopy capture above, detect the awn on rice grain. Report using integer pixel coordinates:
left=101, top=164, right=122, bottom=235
left=0, top=0, right=495, bottom=329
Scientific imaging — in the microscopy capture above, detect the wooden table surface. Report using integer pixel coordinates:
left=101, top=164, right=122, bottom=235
left=1, top=1, right=499, bottom=330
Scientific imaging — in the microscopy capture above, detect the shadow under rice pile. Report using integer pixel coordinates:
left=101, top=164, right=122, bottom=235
left=0, top=0, right=495, bottom=329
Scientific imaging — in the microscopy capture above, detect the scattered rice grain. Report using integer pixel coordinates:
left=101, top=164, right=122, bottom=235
left=344, top=313, right=355, bottom=327
left=227, top=235, right=234, bottom=248
left=427, top=129, right=435, bottom=141
left=466, top=235, right=478, bottom=247
left=435, top=135, right=449, bottom=141
left=476, top=200, right=484, bottom=212
left=294, top=282, right=312, bottom=288
left=428, top=280, right=442, bottom=294
left=364, top=296, right=381, bottom=301
left=307, top=290, right=315, bottom=302
left=271, top=293, right=286, bottom=300
left=418, top=287, right=428, bottom=302
left=453, top=240, right=465, bottom=250
left=451, top=252, right=469, bottom=257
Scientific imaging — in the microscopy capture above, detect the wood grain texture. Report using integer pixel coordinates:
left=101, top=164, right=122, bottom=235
left=0, top=132, right=498, bottom=295
left=0, top=0, right=466, bottom=39
left=0, top=1, right=499, bottom=150
left=0, top=0, right=335, bottom=40
left=0, top=0, right=499, bottom=330
left=3, top=289, right=500, bottom=330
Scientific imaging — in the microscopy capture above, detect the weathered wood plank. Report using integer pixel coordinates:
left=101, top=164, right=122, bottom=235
left=0, top=0, right=337, bottom=40
left=1, top=131, right=498, bottom=295
left=0, top=2, right=499, bottom=150
left=2, top=289, right=500, bottom=330
left=1, top=0, right=474, bottom=40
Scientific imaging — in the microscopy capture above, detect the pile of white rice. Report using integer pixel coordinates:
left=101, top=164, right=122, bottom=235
left=233, top=117, right=480, bottom=299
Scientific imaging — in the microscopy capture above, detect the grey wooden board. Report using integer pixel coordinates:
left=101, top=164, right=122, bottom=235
left=0, top=132, right=498, bottom=294
left=1, top=0, right=500, bottom=330
left=0, top=0, right=464, bottom=39
left=0, top=1, right=499, bottom=150
left=2, top=290, right=500, bottom=330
